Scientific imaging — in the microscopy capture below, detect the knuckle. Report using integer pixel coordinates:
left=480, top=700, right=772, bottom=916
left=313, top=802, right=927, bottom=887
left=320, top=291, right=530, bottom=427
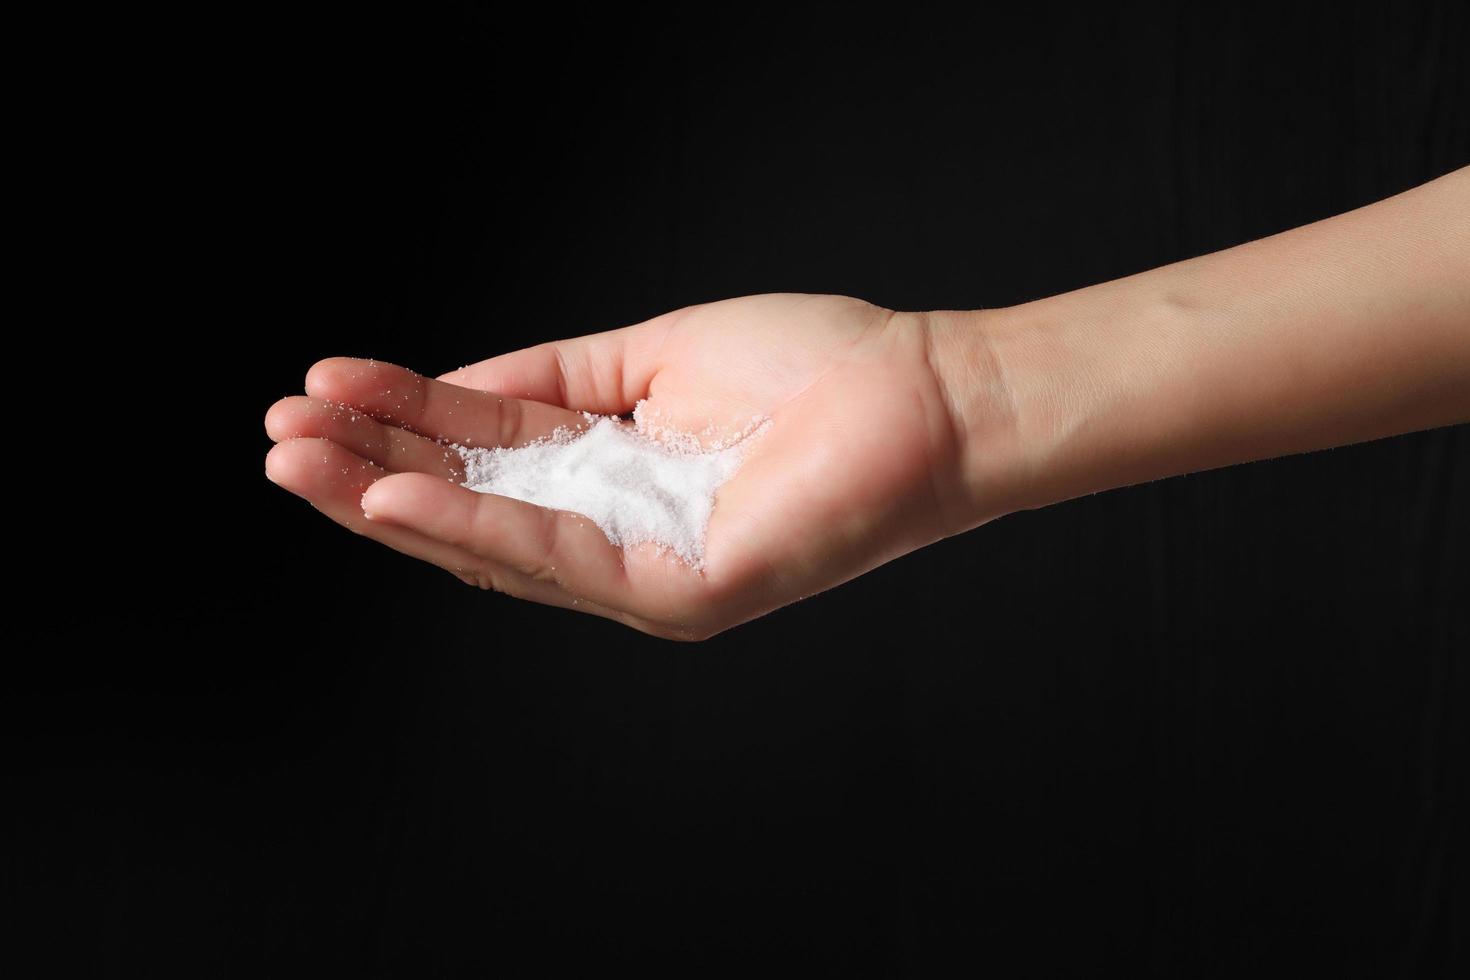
left=511, top=509, right=563, bottom=585
left=550, top=345, right=573, bottom=407
left=497, top=396, right=523, bottom=449
left=453, top=565, right=515, bottom=596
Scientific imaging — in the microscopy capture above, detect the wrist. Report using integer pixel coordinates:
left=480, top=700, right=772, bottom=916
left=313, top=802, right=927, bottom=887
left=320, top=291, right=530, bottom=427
left=920, top=306, right=1041, bottom=524
left=922, top=284, right=1187, bottom=521
left=930, top=271, right=1243, bottom=520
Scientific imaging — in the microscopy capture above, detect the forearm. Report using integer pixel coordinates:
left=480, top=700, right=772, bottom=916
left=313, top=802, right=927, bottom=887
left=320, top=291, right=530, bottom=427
left=931, top=166, right=1470, bottom=518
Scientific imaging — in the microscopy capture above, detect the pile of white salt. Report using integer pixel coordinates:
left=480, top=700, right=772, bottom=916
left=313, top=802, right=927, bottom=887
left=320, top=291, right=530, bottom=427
left=455, top=410, right=766, bottom=567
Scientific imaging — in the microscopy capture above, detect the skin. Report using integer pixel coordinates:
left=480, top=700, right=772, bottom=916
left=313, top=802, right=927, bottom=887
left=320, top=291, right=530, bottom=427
left=265, top=166, right=1469, bottom=640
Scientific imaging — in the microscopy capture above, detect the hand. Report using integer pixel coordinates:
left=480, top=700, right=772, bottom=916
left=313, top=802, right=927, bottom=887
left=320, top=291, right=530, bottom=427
left=264, top=294, right=1017, bottom=639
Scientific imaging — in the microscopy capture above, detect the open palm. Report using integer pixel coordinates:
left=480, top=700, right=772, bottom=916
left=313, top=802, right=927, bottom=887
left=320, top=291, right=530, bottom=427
left=265, top=294, right=1005, bottom=638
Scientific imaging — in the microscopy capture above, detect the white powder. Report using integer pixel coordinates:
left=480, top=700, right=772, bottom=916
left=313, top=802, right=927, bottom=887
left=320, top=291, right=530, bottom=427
left=455, top=407, right=766, bottom=567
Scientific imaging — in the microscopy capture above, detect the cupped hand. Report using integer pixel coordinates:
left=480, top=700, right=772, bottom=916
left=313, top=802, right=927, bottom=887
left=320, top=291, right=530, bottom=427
left=264, top=294, right=1013, bottom=639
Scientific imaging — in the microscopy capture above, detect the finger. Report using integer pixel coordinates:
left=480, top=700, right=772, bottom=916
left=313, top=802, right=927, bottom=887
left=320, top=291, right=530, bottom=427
left=303, top=358, right=585, bottom=449
left=265, top=439, right=635, bottom=624
left=436, top=309, right=686, bottom=413
left=265, top=396, right=465, bottom=479
left=266, top=437, right=482, bottom=569
left=360, top=471, right=639, bottom=612
left=447, top=558, right=638, bottom=626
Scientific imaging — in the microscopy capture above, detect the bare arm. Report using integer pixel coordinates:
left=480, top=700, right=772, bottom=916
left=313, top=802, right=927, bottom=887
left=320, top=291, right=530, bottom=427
left=929, top=165, right=1470, bottom=520
left=265, top=167, right=1469, bottom=638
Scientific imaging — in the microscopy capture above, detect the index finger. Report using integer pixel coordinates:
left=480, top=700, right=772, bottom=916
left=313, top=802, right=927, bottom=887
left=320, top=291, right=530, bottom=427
left=437, top=308, right=689, bottom=413
left=304, top=357, right=586, bottom=449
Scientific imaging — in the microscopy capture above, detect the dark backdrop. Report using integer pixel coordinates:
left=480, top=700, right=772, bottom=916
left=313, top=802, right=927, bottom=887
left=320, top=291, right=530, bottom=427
left=9, top=3, right=1467, bottom=976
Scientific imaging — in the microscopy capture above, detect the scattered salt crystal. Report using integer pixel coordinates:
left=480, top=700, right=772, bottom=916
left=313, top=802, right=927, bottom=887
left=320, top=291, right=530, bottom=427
left=455, top=407, right=767, bottom=568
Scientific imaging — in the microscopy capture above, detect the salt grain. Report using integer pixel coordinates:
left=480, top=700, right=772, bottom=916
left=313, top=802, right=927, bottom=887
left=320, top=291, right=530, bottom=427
left=456, top=407, right=767, bottom=567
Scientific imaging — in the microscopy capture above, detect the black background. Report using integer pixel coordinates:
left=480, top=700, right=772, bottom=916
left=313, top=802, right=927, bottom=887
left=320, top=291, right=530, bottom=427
left=9, top=3, right=1468, bottom=976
